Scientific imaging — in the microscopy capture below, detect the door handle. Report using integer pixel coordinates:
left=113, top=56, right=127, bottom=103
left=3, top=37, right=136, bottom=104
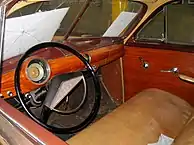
left=161, top=67, right=194, bottom=84
left=178, top=74, right=194, bottom=84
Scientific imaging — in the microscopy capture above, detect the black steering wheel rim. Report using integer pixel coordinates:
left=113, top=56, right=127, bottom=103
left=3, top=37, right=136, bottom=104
left=14, top=42, right=101, bottom=134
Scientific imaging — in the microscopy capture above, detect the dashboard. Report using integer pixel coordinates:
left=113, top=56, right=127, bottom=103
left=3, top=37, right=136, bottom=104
left=1, top=37, right=124, bottom=99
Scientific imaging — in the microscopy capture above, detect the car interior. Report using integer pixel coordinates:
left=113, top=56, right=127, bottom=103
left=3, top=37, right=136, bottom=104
left=1, top=0, right=194, bottom=144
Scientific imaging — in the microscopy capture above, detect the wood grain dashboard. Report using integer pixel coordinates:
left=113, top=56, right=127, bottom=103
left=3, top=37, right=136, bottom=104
left=0, top=42, right=124, bottom=99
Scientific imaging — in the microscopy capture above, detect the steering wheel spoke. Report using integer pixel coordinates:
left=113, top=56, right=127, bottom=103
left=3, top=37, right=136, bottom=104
left=43, top=72, right=86, bottom=112
left=40, top=105, right=52, bottom=123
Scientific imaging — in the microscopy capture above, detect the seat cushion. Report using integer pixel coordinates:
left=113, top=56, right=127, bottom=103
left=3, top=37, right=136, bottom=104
left=67, top=89, right=193, bottom=145
left=173, top=118, right=194, bottom=145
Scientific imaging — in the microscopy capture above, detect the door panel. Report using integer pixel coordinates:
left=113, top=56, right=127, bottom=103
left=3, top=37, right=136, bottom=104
left=123, top=46, right=194, bottom=105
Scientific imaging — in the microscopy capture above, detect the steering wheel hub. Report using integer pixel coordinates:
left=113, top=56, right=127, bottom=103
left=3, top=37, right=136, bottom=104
left=26, top=58, right=50, bottom=84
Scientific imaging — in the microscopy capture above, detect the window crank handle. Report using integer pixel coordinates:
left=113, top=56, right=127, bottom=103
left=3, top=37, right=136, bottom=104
left=160, top=67, right=179, bottom=74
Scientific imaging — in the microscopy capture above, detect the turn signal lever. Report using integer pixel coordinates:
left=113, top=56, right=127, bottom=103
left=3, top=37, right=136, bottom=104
left=161, top=67, right=194, bottom=84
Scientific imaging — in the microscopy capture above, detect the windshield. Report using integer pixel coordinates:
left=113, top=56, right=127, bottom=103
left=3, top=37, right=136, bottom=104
left=62, top=0, right=143, bottom=37
left=8, top=0, right=143, bottom=38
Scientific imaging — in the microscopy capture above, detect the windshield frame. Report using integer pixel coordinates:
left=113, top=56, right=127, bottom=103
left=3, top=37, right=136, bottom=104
left=0, top=4, right=6, bottom=72
left=0, top=0, right=18, bottom=77
left=121, top=1, right=147, bottom=39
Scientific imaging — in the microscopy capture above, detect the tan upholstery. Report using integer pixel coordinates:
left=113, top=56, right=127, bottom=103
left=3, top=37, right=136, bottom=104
left=173, top=118, right=194, bottom=145
left=67, top=89, right=194, bottom=145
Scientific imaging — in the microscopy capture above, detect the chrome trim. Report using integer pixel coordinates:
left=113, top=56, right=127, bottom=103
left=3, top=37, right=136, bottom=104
left=0, top=5, right=6, bottom=77
left=6, top=91, right=13, bottom=97
left=0, top=108, right=45, bottom=145
left=26, top=58, right=51, bottom=84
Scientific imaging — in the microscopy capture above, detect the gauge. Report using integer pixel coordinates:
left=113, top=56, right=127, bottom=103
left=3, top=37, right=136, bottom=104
left=26, top=58, right=50, bottom=84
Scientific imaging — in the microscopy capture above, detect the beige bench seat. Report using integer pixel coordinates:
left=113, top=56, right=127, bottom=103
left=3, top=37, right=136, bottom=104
left=67, top=89, right=194, bottom=145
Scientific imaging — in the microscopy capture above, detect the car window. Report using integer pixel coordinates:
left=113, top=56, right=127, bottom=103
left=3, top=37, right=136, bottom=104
left=8, top=0, right=143, bottom=37
left=135, top=1, right=194, bottom=45
left=166, top=3, right=194, bottom=44
left=136, top=10, right=165, bottom=42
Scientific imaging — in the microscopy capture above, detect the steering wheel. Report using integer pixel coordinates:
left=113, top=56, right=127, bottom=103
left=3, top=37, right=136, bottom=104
left=14, top=42, right=101, bottom=134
